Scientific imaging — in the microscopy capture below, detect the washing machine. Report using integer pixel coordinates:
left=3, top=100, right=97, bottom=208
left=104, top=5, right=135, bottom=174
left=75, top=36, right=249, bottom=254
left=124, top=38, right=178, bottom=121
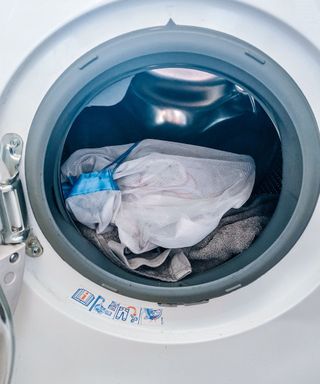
left=0, top=1, right=320, bottom=383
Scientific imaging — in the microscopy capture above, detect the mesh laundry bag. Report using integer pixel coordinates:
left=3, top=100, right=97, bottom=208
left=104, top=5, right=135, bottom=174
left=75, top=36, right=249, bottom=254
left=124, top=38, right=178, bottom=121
left=61, top=139, right=255, bottom=253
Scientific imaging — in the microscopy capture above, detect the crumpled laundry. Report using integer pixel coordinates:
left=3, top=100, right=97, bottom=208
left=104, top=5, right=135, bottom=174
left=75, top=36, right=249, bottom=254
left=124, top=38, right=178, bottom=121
left=61, top=139, right=255, bottom=254
left=78, top=194, right=278, bottom=282
left=186, top=194, right=278, bottom=274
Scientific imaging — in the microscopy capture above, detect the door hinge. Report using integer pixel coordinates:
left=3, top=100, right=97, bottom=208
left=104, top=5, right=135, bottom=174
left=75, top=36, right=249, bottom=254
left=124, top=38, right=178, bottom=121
left=0, top=133, right=29, bottom=244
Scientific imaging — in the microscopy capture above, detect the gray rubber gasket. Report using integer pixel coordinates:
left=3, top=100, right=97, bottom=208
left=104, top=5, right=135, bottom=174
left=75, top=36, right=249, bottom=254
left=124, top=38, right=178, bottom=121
left=25, top=24, right=320, bottom=304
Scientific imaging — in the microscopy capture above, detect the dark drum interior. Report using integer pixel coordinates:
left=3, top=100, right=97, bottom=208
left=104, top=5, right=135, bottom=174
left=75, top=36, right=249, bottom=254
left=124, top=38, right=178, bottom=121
left=61, top=68, right=282, bottom=280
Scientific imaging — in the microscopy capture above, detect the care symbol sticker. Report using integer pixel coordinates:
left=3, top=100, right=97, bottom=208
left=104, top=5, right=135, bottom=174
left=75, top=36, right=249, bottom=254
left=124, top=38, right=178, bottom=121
left=71, top=288, right=163, bottom=326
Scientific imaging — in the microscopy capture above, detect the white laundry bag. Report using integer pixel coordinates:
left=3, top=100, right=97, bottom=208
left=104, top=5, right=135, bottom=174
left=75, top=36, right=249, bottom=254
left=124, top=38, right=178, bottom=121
left=61, top=139, right=255, bottom=254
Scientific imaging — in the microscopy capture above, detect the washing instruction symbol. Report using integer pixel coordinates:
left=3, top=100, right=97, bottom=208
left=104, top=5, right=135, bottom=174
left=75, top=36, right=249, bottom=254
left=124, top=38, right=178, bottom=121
left=128, top=306, right=139, bottom=323
left=94, top=303, right=106, bottom=314
left=144, top=308, right=162, bottom=320
left=72, top=288, right=95, bottom=306
left=115, top=306, right=130, bottom=321
left=108, top=301, right=118, bottom=311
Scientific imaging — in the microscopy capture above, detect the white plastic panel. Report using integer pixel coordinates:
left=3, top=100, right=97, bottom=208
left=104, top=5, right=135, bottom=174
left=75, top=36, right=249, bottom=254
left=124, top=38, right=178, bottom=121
left=0, top=1, right=319, bottom=383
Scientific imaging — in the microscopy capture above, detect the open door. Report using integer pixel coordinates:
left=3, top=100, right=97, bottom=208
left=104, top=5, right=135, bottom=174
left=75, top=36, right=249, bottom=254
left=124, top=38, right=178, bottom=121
left=0, top=134, right=28, bottom=384
left=0, top=286, right=14, bottom=384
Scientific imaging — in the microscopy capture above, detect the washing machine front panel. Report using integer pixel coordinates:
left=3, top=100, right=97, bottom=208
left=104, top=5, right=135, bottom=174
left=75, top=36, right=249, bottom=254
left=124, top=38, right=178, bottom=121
left=0, top=1, right=319, bottom=383
left=2, top=0, right=318, bottom=332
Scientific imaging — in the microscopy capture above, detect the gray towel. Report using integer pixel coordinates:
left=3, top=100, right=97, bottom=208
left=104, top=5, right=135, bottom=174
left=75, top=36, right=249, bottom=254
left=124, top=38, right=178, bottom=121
left=184, top=194, right=277, bottom=273
left=78, top=224, right=192, bottom=282
left=78, top=194, right=278, bottom=282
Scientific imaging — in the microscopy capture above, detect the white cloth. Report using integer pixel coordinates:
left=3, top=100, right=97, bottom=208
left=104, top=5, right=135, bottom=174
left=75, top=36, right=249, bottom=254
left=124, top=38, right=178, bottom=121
left=61, top=139, right=255, bottom=254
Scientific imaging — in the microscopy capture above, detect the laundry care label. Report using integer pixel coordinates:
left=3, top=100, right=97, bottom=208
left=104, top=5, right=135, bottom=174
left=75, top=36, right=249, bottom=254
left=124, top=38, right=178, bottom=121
left=71, top=288, right=164, bottom=326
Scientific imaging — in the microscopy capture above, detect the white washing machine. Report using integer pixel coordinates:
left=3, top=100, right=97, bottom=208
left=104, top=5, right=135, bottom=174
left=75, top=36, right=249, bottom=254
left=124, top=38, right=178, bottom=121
left=0, top=1, right=320, bottom=383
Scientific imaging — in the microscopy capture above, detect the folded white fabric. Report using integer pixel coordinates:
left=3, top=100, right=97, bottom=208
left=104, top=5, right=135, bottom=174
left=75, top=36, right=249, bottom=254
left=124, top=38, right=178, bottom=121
left=61, top=139, right=255, bottom=254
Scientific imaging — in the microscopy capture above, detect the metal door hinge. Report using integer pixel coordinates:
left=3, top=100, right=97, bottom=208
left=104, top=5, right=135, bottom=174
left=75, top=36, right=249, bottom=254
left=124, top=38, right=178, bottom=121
left=0, top=133, right=29, bottom=244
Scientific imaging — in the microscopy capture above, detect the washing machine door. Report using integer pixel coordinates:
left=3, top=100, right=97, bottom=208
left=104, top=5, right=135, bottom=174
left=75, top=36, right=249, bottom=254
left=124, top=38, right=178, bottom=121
left=0, top=286, right=14, bottom=384
left=0, top=243, right=25, bottom=384
left=0, top=133, right=28, bottom=384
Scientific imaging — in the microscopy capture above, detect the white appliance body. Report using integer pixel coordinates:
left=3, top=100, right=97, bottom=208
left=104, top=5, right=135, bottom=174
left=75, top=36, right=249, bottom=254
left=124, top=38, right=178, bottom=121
left=0, top=1, right=320, bottom=383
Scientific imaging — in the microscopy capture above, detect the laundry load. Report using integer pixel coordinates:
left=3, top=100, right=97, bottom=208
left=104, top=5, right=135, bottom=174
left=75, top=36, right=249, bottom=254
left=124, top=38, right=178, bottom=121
left=78, top=194, right=278, bottom=282
left=61, top=139, right=255, bottom=255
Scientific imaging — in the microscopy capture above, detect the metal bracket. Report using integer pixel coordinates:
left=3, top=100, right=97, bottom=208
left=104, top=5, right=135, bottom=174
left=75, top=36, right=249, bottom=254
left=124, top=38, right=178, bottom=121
left=25, top=232, right=43, bottom=257
left=0, top=134, right=29, bottom=244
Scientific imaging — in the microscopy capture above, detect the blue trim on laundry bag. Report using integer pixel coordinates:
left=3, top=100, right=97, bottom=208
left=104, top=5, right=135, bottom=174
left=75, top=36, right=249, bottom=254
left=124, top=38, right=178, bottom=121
left=63, top=142, right=140, bottom=198
left=67, top=168, right=119, bottom=197
left=62, top=182, right=73, bottom=199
